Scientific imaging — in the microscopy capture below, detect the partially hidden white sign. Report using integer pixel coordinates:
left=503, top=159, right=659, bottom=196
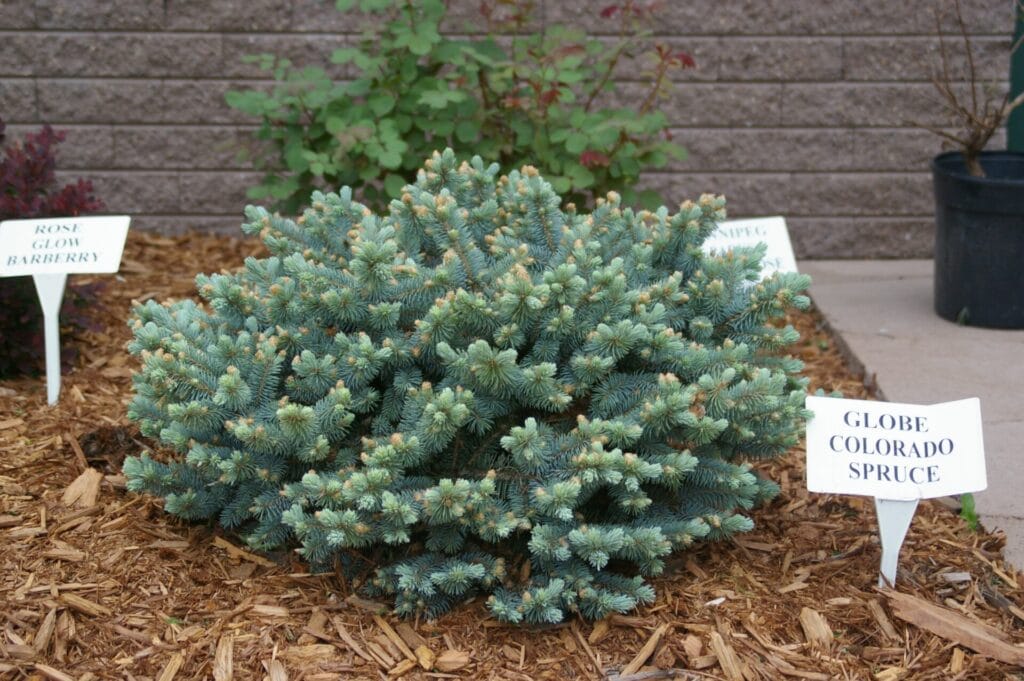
left=0, top=215, right=131, bottom=277
left=703, top=216, right=798, bottom=277
left=805, top=395, right=986, bottom=501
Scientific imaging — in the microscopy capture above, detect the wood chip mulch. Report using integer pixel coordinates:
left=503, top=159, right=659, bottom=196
left=2, top=231, right=1022, bottom=681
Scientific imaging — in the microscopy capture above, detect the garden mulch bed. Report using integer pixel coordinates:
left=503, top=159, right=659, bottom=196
left=2, top=230, right=1022, bottom=681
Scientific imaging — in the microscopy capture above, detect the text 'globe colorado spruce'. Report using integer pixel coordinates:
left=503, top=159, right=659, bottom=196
left=123, top=149, right=812, bottom=624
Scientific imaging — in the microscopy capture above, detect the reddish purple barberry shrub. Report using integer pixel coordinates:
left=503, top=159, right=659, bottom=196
left=0, top=120, right=105, bottom=379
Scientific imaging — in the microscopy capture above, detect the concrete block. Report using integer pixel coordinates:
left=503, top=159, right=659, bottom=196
left=10, top=33, right=223, bottom=78
left=786, top=172, right=933, bottom=217
left=288, top=0, right=376, bottom=33
left=545, top=0, right=1010, bottom=35
left=780, top=83, right=948, bottom=127
left=0, top=33, right=40, bottom=76
left=672, top=128, right=853, bottom=172
left=612, top=38, right=719, bottom=83
left=440, top=0, right=538, bottom=34
left=161, top=80, right=269, bottom=124
left=0, top=0, right=37, bottom=29
left=717, top=38, right=844, bottom=82
left=788, top=217, right=934, bottom=259
left=112, top=125, right=255, bottom=170
left=842, top=36, right=1009, bottom=82
left=132, top=215, right=244, bottom=235
left=35, top=0, right=164, bottom=30
left=612, top=82, right=783, bottom=127
left=60, top=170, right=183, bottom=213
left=0, top=79, right=38, bottom=121
left=640, top=172, right=932, bottom=218
left=221, top=34, right=350, bottom=79
left=38, top=79, right=162, bottom=123
left=5, top=124, right=116, bottom=168
left=638, top=172, right=792, bottom=215
left=165, top=0, right=294, bottom=31
left=178, top=170, right=263, bottom=213
left=849, top=129, right=944, bottom=172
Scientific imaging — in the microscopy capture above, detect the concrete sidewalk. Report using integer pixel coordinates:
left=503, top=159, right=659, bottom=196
left=802, top=260, right=1024, bottom=566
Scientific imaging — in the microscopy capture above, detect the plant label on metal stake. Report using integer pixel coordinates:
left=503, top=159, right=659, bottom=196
left=704, top=216, right=799, bottom=277
left=0, top=216, right=131, bottom=405
left=875, top=497, right=919, bottom=587
left=805, top=396, right=986, bottom=586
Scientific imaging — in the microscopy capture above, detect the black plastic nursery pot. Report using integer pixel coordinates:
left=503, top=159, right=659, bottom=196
left=932, top=150, right=1024, bottom=328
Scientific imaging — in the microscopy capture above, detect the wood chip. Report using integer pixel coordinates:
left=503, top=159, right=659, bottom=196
left=570, top=622, right=602, bottom=676
left=367, top=641, right=396, bottom=667
left=251, top=604, right=289, bottom=618
left=60, top=592, right=111, bottom=617
left=280, top=644, right=338, bottom=664
left=389, top=659, right=418, bottom=676
left=940, top=571, right=972, bottom=584
left=373, top=614, right=417, bottom=662
left=43, top=547, right=87, bottom=562
left=61, top=468, right=103, bottom=508
left=589, top=618, right=611, bottom=644
left=950, top=647, right=966, bottom=673
left=33, top=664, right=76, bottom=681
left=799, top=607, right=833, bottom=650
left=621, top=623, right=669, bottom=677
left=266, top=659, right=287, bottom=681
left=866, top=599, right=900, bottom=643
left=883, top=589, right=1024, bottom=665
left=709, top=631, right=744, bottom=681
left=213, top=635, right=233, bottom=681
left=395, top=622, right=427, bottom=650
left=414, top=644, right=436, bottom=671
left=34, top=607, right=57, bottom=654
left=971, top=550, right=1018, bottom=588
left=331, top=616, right=379, bottom=667
left=212, top=536, right=277, bottom=568
left=682, top=635, right=703, bottom=660
left=778, top=581, right=810, bottom=594
left=434, top=649, right=470, bottom=672
left=156, top=652, right=185, bottom=681
left=66, top=432, right=89, bottom=472
left=345, top=594, right=389, bottom=614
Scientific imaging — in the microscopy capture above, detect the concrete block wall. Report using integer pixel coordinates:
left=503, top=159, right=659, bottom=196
left=0, top=0, right=1015, bottom=257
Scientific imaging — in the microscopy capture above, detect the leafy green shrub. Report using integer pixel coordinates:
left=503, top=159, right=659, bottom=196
left=226, top=0, right=689, bottom=215
left=123, top=150, right=810, bottom=624
left=0, top=120, right=105, bottom=378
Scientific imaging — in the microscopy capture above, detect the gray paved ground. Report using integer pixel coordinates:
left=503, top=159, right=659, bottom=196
left=802, top=260, right=1024, bottom=566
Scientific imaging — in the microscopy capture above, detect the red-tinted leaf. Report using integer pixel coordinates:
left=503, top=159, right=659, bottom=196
left=539, top=89, right=561, bottom=106
left=579, top=150, right=611, bottom=168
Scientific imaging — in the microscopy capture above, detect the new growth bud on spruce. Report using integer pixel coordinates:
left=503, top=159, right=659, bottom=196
left=123, top=149, right=811, bottom=625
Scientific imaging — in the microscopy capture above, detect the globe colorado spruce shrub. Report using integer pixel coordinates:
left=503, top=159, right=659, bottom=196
left=124, top=150, right=812, bottom=624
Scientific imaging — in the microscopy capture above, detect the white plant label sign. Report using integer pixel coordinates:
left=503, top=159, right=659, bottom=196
left=806, top=396, right=986, bottom=500
left=805, top=395, right=986, bottom=585
left=0, top=215, right=131, bottom=276
left=0, top=216, right=131, bottom=406
left=704, top=216, right=798, bottom=277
